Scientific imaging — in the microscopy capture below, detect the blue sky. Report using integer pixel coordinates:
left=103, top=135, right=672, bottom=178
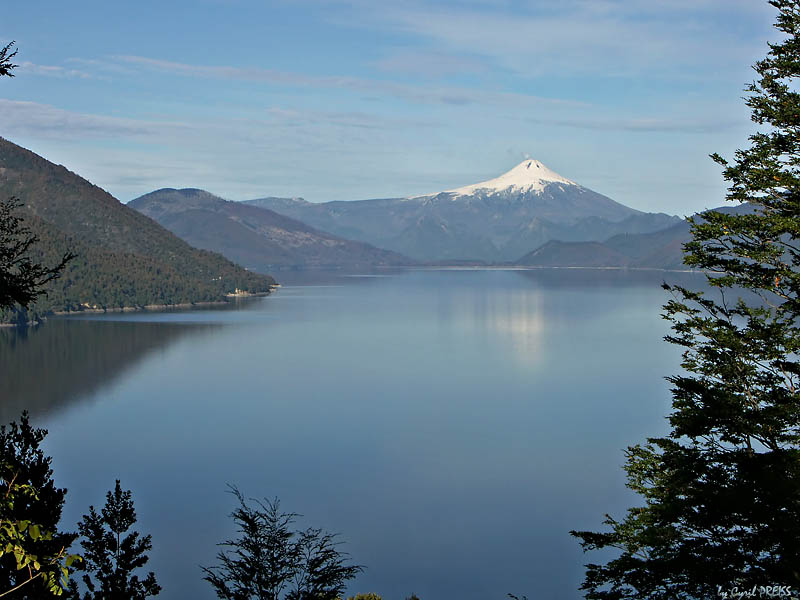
left=0, top=0, right=778, bottom=215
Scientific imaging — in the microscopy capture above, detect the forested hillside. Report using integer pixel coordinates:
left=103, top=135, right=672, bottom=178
left=0, top=137, right=275, bottom=321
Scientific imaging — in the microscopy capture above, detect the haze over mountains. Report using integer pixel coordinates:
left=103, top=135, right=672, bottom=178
left=129, top=188, right=411, bottom=271
left=246, top=160, right=681, bottom=263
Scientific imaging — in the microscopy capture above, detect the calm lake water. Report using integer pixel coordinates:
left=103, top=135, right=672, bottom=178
left=0, top=268, right=702, bottom=599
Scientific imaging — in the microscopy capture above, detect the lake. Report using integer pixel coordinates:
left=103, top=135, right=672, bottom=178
left=0, top=268, right=701, bottom=599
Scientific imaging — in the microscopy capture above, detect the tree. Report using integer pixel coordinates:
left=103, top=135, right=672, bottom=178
left=202, top=487, right=362, bottom=600
left=571, top=1, right=800, bottom=598
left=71, top=480, right=160, bottom=600
left=0, top=41, right=80, bottom=598
left=0, top=414, right=78, bottom=597
left=0, top=195, right=74, bottom=316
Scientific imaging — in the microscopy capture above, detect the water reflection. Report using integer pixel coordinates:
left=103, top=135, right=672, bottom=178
left=512, top=267, right=706, bottom=289
left=440, top=287, right=545, bottom=365
left=431, top=269, right=707, bottom=368
left=0, top=320, right=217, bottom=422
left=0, top=270, right=699, bottom=600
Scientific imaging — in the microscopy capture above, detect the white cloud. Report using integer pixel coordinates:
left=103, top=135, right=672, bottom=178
left=307, top=0, right=774, bottom=80
left=18, top=61, right=94, bottom=79
left=0, top=99, right=158, bottom=139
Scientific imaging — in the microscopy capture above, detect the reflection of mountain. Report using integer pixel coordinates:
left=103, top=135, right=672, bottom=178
left=0, top=320, right=216, bottom=423
left=481, top=289, right=544, bottom=360
left=511, top=267, right=705, bottom=289
left=436, top=269, right=709, bottom=367
left=443, top=287, right=544, bottom=363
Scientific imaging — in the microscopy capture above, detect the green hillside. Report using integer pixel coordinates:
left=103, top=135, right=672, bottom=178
left=0, top=137, right=275, bottom=321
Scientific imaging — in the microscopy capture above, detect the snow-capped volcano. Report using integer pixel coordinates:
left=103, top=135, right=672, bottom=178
left=247, top=159, right=681, bottom=263
left=446, top=159, right=576, bottom=196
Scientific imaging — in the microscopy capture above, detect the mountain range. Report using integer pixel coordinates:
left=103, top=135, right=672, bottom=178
left=514, top=204, right=758, bottom=269
left=246, top=160, right=681, bottom=263
left=0, top=137, right=275, bottom=319
left=129, top=188, right=411, bottom=272
left=1, top=135, right=711, bottom=315
left=517, top=221, right=692, bottom=269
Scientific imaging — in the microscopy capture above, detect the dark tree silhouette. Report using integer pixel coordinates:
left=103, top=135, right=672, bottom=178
left=202, top=487, right=362, bottom=600
left=72, top=480, right=160, bottom=600
left=572, top=1, right=800, bottom=597
left=0, top=196, right=74, bottom=313
left=0, top=41, right=17, bottom=77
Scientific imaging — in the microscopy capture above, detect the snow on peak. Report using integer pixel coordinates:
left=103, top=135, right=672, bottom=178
left=446, top=159, right=576, bottom=196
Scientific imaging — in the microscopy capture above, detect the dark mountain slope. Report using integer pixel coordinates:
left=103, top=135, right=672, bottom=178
left=0, top=137, right=274, bottom=318
left=515, top=210, right=749, bottom=270
left=516, top=240, right=633, bottom=268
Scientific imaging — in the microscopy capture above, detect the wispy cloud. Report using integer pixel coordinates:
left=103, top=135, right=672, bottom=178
left=373, top=50, right=488, bottom=78
left=520, top=115, right=740, bottom=135
left=0, top=99, right=158, bottom=139
left=306, top=0, right=773, bottom=80
left=18, top=61, right=94, bottom=79
left=112, top=54, right=582, bottom=108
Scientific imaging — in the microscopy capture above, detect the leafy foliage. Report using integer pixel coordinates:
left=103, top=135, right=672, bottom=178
left=571, top=1, right=800, bottom=597
left=202, top=487, right=362, bottom=600
left=71, top=480, right=160, bottom=600
left=0, top=473, right=80, bottom=597
left=0, top=414, right=78, bottom=597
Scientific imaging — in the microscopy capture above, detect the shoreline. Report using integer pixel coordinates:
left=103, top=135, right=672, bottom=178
left=53, top=287, right=278, bottom=315
left=0, top=286, right=279, bottom=327
left=410, top=265, right=701, bottom=274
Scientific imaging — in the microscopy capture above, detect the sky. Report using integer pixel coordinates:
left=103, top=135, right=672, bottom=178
left=0, top=0, right=779, bottom=215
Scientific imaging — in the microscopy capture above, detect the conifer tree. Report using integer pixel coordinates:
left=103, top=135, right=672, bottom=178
left=72, top=481, right=160, bottom=600
left=202, top=487, right=362, bottom=600
left=571, top=1, right=800, bottom=597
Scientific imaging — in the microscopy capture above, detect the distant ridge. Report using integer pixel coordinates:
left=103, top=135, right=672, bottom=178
left=516, top=240, right=635, bottom=268
left=0, top=137, right=275, bottom=318
left=515, top=220, right=692, bottom=269
left=516, top=203, right=762, bottom=269
left=129, top=188, right=413, bottom=271
left=247, top=160, right=680, bottom=262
